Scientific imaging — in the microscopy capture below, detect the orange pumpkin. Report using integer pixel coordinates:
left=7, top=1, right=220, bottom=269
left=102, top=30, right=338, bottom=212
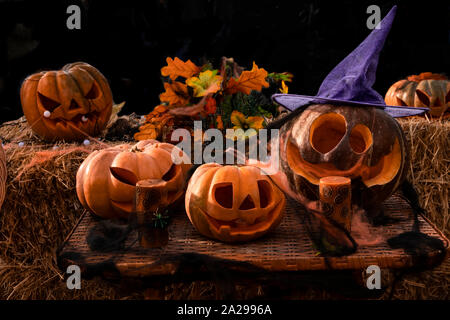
left=20, top=62, right=113, bottom=141
left=385, top=72, right=449, bottom=117
left=76, top=139, right=191, bottom=219
left=0, top=143, right=6, bottom=211
left=185, top=163, right=286, bottom=243
left=278, top=104, right=409, bottom=212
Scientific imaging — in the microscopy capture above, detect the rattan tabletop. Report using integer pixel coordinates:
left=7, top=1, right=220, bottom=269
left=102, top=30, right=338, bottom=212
left=58, top=194, right=449, bottom=278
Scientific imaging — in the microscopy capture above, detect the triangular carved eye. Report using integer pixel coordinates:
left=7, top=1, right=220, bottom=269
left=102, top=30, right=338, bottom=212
left=416, top=89, right=431, bottom=106
left=38, top=92, right=60, bottom=111
left=396, top=97, right=408, bottom=106
left=162, top=164, right=177, bottom=181
left=214, top=183, right=233, bottom=209
left=258, top=180, right=272, bottom=208
left=85, top=83, right=99, bottom=99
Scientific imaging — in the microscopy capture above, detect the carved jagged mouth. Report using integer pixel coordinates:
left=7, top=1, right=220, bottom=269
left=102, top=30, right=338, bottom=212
left=197, top=200, right=284, bottom=237
left=44, top=111, right=101, bottom=127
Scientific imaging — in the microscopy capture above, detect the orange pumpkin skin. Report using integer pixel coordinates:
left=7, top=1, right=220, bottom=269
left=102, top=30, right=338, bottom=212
left=20, top=62, right=113, bottom=141
left=76, top=139, right=191, bottom=219
left=279, top=104, right=409, bottom=211
left=185, top=163, right=286, bottom=243
left=0, top=143, right=6, bottom=211
left=385, top=73, right=449, bottom=117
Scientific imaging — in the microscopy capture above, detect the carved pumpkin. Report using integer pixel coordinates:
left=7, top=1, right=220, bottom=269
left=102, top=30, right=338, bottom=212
left=279, top=104, right=409, bottom=211
left=185, top=163, right=286, bottom=243
left=385, top=72, right=449, bottom=117
left=20, top=62, right=113, bottom=141
left=0, top=143, right=6, bottom=211
left=76, top=140, right=191, bottom=219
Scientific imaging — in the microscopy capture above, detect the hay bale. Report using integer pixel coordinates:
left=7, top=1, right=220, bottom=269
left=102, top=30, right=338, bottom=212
left=384, top=117, right=449, bottom=300
left=0, top=141, right=126, bottom=299
left=0, top=117, right=448, bottom=300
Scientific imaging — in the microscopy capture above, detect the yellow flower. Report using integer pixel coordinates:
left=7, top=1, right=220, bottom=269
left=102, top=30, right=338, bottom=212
left=226, top=111, right=264, bottom=140
left=279, top=80, right=289, bottom=94
left=186, top=70, right=222, bottom=97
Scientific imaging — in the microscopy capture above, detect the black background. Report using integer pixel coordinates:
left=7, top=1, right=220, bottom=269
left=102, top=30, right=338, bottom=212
left=0, top=0, right=448, bottom=122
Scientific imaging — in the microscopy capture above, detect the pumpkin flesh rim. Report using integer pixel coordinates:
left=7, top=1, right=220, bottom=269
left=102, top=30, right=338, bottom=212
left=286, top=137, right=402, bottom=187
left=193, top=197, right=285, bottom=238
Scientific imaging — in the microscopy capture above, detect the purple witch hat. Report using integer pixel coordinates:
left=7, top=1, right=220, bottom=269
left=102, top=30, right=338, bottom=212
left=272, top=6, right=428, bottom=118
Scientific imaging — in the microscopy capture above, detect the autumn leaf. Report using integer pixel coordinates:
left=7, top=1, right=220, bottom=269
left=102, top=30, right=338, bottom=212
left=225, top=62, right=269, bottom=95
left=136, top=104, right=176, bottom=141
left=230, top=111, right=264, bottom=130
left=279, top=80, right=289, bottom=94
left=159, top=82, right=189, bottom=106
left=186, top=70, right=222, bottom=97
left=230, top=110, right=247, bottom=129
left=204, top=97, right=217, bottom=115
left=134, top=123, right=159, bottom=141
left=161, top=57, right=201, bottom=80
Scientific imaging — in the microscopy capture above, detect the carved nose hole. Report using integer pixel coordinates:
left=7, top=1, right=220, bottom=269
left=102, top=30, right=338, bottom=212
left=110, top=167, right=138, bottom=186
left=69, top=99, right=81, bottom=111
left=214, top=183, right=233, bottom=209
left=396, top=97, right=408, bottom=106
left=349, top=124, right=372, bottom=154
left=257, top=180, right=272, bottom=208
left=38, top=92, right=60, bottom=111
left=310, top=113, right=347, bottom=154
left=239, top=195, right=255, bottom=210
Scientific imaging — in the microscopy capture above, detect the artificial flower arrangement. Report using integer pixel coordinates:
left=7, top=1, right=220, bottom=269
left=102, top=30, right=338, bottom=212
left=134, top=57, right=293, bottom=142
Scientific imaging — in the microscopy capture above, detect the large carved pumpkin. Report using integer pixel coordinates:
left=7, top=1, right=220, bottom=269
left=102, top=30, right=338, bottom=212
left=185, top=163, right=286, bottom=243
left=20, top=62, right=113, bottom=141
left=0, top=143, right=6, bottom=211
left=385, top=72, right=449, bottom=117
left=279, top=104, right=409, bottom=211
left=76, top=140, right=191, bottom=219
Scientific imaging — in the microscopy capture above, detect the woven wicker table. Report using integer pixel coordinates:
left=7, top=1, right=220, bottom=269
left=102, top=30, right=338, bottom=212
left=58, top=194, right=449, bottom=282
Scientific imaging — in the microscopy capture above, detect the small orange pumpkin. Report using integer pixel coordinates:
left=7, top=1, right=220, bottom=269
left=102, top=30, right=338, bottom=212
left=0, top=143, right=6, bottom=211
left=20, top=62, right=113, bottom=141
left=385, top=72, right=449, bottom=117
left=76, top=139, right=191, bottom=219
left=185, top=163, right=286, bottom=243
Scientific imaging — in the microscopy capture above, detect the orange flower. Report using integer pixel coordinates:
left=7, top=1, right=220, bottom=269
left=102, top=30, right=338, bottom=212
left=205, top=97, right=217, bottom=115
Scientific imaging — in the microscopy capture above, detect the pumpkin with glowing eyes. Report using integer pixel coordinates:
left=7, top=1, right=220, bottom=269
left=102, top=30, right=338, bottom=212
left=185, top=163, right=286, bottom=243
left=385, top=72, right=449, bottom=118
left=76, top=140, right=191, bottom=219
left=279, top=104, right=409, bottom=211
left=20, top=62, right=113, bottom=141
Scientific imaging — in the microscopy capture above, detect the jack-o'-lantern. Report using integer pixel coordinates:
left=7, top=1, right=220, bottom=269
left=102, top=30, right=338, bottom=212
left=76, top=139, right=191, bottom=219
left=385, top=73, right=449, bottom=118
left=20, top=62, right=113, bottom=141
left=185, top=163, right=286, bottom=243
left=279, top=104, right=409, bottom=211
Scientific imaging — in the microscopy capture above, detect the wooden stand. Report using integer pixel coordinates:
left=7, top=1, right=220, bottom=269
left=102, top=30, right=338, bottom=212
left=135, top=179, right=169, bottom=248
left=319, top=176, right=352, bottom=231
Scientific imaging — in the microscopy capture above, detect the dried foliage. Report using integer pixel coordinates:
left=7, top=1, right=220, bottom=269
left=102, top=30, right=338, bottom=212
left=0, top=117, right=448, bottom=300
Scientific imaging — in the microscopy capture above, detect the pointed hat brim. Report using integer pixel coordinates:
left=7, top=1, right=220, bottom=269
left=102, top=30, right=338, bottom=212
left=272, top=93, right=429, bottom=118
